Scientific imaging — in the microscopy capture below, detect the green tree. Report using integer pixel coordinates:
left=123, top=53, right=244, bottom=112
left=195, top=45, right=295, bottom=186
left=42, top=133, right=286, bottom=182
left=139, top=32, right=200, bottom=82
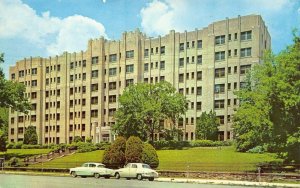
left=234, top=32, right=300, bottom=163
left=125, top=136, right=143, bottom=163
left=195, top=110, right=219, bottom=140
left=142, top=143, right=159, bottom=168
left=23, top=125, right=38, bottom=145
left=0, top=130, right=7, bottom=152
left=114, top=82, right=187, bottom=141
left=0, top=107, right=8, bottom=136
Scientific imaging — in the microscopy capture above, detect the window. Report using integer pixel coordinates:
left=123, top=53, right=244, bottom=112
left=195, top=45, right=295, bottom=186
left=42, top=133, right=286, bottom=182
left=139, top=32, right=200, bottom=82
left=144, top=63, right=149, bottom=72
left=109, top=54, right=117, bottom=62
left=234, top=33, right=238, bottom=40
left=18, top=116, right=24, bottom=123
left=70, top=62, right=74, bottom=69
left=155, top=47, right=158, bottom=53
left=179, top=43, right=184, bottom=51
left=57, top=64, right=61, bottom=71
left=179, top=58, right=184, bottom=67
left=109, top=95, right=116, bottom=103
left=197, top=40, right=202, bottom=48
left=186, top=57, right=189, bottom=64
left=92, top=56, right=99, bottom=65
left=214, top=84, right=225, bottom=94
left=160, top=46, right=165, bottom=54
left=109, top=108, right=116, bottom=116
left=234, top=49, right=238, bottom=56
left=91, top=70, right=98, bottom=78
left=126, top=50, right=134, bottom=58
left=214, top=100, right=225, bottom=109
left=179, top=74, right=184, bottom=83
left=126, top=65, right=134, bottom=73
left=91, top=110, right=98, bottom=118
left=186, top=42, right=190, bottom=48
left=215, top=51, right=225, bottom=61
left=197, top=87, right=202, bottom=95
left=46, top=78, right=49, bottom=85
left=91, top=84, right=98, bottom=92
left=70, top=88, right=74, bottom=95
left=228, top=34, right=232, bottom=41
left=234, top=82, right=238, bottom=90
left=144, top=49, right=149, bottom=57
left=160, top=61, right=165, bottom=69
left=126, top=79, right=134, bottom=86
left=240, top=65, right=251, bottom=75
left=179, top=88, right=183, bottom=94
left=31, top=92, right=37, bottom=99
left=218, top=116, right=225, bottom=124
left=196, top=102, right=202, bottom=110
left=197, top=55, right=202, bottom=64
left=109, top=68, right=117, bottom=76
left=160, top=76, right=165, bottom=81
left=82, top=60, right=86, bottom=67
left=241, top=31, right=252, bottom=41
left=31, top=80, right=37, bottom=87
left=11, top=73, right=15, bottom=80
left=215, top=68, right=225, bottom=78
left=228, top=50, right=231, bottom=57
left=215, top=35, right=225, bottom=45
left=197, top=71, right=202, bottom=81
left=46, top=67, right=49, bottom=73
left=228, top=83, right=231, bottom=90
left=241, top=47, right=252, bottom=57
left=31, top=68, right=37, bottom=75
left=70, top=75, right=74, bottom=82
left=18, top=127, right=24, bottom=134
left=91, top=97, right=98, bottom=105
left=109, top=82, right=117, bottom=90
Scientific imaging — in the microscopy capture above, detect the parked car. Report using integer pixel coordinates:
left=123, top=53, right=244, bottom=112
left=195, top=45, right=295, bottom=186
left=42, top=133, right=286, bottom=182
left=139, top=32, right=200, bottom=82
left=69, top=162, right=114, bottom=178
left=114, top=163, right=158, bottom=181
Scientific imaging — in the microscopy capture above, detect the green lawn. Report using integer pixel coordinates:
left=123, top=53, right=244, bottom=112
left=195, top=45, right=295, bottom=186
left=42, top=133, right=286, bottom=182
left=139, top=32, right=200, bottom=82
left=0, top=149, right=52, bottom=159
left=30, top=147, right=281, bottom=172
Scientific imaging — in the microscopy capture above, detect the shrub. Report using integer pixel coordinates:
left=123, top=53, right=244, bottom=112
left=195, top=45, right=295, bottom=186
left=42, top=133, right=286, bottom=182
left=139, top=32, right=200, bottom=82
left=86, top=137, right=93, bottom=143
left=125, top=136, right=143, bottom=163
left=247, top=146, right=265, bottom=154
left=23, top=125, right=38, bottom=145
left=21, top=144, right=43, bottom=149
left=95, top=142, right=111, bottom=150
left=12, top=142, right=23, bottom=149
left=103, top=136, right=126, bottom=168
left=9, top=157, right=19, bottom=167
left=142, top=143, right=159, bottom=168
left=6, top=142, right=14, bottom=149
left=152, top=140, right=189, bottom=149
left=73, top=136, right=83, bottom=143
left=76, top=142, right=97, bottom=153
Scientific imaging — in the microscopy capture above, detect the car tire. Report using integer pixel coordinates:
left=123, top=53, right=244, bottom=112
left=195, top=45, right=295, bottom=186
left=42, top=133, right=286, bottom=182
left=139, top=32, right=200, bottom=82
left=137, top=174, right=143, bottom=181
left=149, top=177, right=154, bottom=181
left=94, top=173, right=101, bottom=179
left=71, top=171, right=77, bottom=178
left=115, top=173, right=120, bottom=179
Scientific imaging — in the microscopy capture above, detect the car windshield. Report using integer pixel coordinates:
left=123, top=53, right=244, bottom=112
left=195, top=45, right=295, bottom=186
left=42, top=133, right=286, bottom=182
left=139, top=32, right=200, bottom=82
left=97, top=165, right=105, bottom=168
left=142, top=164, right=150, bottom=169
left=82, top=163, right=88, bottom=167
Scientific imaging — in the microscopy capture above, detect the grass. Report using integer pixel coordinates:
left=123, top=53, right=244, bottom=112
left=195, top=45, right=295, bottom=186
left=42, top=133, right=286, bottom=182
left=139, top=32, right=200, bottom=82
left=30, top=147, right=281, bottom=172
left=0, top=149, right=52, bottom=159
left=31, top=150, right=104, bottom=169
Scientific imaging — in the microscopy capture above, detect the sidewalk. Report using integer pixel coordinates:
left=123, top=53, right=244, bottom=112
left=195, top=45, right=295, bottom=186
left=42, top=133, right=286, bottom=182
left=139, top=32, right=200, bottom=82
left=157, top=177, right=300, bottom=187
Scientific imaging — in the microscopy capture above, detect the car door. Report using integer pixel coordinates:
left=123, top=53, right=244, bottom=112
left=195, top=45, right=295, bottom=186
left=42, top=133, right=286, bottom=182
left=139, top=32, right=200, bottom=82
left=129, top=164, right=138, bottom=177
left=88, top=163, right=96, bottom=176
left=78, top=163, right=89, bottom=176
left=121, top=164, right=130, bottom=177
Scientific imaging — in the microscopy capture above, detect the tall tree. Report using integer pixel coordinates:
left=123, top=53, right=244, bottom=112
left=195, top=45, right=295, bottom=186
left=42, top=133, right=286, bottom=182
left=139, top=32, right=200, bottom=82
left=234, top=32, right=300, bottom=163
left=113, top=82, right=187, bottom=141
left=0, top=130, right=6, bottom=152
left=0, top=53, right=30, bottom=112
left=23, top=125, right=38, bottom=145
left=195, top=110, right=219, bottom=140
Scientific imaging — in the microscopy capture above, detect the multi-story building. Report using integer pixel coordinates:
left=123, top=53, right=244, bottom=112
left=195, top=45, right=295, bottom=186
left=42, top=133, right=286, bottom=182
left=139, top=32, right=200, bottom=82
left=8, top=14, right=271, bottom=144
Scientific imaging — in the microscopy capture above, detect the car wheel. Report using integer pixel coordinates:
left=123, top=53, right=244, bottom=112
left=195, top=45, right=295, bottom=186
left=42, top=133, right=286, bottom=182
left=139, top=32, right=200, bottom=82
left=137, top=174, right=143, bottom=181
left=149, top=177, right=154, bottom=181
left=94, top=173, right=101, bottom=179
left=71, top=171, right=77, bottom=178
left=115, top=173, right=120, bottom=179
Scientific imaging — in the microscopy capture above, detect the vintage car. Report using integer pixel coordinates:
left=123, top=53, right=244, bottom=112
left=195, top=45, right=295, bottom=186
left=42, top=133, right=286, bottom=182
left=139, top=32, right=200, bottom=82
left=114, top=163, right=158, bottom=181
left=69, top=162, right=114, bottom=178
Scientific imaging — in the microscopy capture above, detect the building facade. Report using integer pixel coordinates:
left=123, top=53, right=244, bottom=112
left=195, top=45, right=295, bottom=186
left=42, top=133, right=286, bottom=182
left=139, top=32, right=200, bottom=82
left=8, top=15, right=271, bottom=144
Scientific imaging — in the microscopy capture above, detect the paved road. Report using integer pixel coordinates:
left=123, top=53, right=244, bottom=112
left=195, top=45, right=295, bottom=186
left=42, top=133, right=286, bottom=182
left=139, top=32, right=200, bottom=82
left=0, top=174, right=249, bottom=188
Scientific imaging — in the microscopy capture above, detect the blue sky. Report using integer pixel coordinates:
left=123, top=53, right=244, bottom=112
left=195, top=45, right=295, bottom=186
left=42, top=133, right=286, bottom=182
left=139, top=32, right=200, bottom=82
left=0, top=0, right=299, bottom=77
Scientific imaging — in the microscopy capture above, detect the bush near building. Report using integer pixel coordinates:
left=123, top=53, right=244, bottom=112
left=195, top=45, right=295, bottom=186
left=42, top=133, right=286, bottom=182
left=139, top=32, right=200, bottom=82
left=102, top=136, right=126, bottom=168
left=125, top=136, right=143, bottom=163
left=142, top=143, right=159, bottom=168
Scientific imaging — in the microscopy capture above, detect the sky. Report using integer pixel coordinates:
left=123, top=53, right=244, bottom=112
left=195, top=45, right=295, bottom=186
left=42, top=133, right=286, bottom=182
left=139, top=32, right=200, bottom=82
left=0, top=0, right=299, bottom=77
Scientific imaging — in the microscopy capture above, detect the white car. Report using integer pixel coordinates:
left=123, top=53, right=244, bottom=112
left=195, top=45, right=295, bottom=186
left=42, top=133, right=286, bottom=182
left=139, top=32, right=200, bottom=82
left=114, top=163, right=158, bottom=181
left=69, top=162, right=114, bottom=178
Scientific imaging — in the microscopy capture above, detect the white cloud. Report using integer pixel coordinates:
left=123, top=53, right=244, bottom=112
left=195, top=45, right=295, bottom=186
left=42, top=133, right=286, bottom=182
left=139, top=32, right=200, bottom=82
left=0, top=0, right=107, bottom=55
left=140, top=0, right=295, bottom=37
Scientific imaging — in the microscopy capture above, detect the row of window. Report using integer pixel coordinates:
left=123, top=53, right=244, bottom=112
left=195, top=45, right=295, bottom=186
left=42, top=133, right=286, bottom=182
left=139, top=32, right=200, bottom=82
left=144, top=61, right=165, bottom=71
left=144, top=76, right=165, bottom=83
left=215, top=31, right=252, bottom=46
left=46, top=64, right=61, bottom=73
left=215, top=47, right=252, bottom=61
left=215, top=64, right=251, bottom=78
left=13, top=115, right=37, bottom=123
left=45, top=125, right=60, bottom=133
left=180, top=40, right=202, bottom=51
left=46, top=77, right=60, bottom=85
left=45, top=113, right=60, bottom=121
left=179, top=71, right=202, bottom=82
left=13, top=68, right=38, bottom=79
left=69, top=124, right=86, bottom=132
left=214, top=99, right=238, bottom=109
left=45, top=101, right=60, bottom=109
left=179, top=86, right=202, bottom=96
left=144, top=46, right=165, bottom=57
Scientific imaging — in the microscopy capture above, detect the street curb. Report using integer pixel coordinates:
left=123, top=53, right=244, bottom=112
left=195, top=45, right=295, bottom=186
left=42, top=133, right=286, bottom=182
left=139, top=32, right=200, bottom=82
left=157, top=178, right=300, bottom=187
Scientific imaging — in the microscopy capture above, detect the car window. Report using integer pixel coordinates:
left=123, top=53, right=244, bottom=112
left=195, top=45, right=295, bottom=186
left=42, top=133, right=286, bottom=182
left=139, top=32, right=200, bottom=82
left=142, top=164, right=150, bottom=169
left=97, top=165, right=104, bottom=168
left=125, top=164, right=131, bottom=168
left=132, top=164, right=137, bottom=168
left=89, top=164, right=96, bottom=168
left=82, top=163, right=88, bottom=167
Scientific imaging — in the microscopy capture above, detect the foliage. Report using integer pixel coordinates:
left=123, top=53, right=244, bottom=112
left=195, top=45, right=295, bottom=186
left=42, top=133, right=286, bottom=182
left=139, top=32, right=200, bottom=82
left=102, top=136, right=126, bottom=168
left=190, top=140, right=232, bottom=147
left=234, top=32, right=300, bottom=163
left=125, top=136, right=143, bottom=163
left=0, top=130, right=7, bottom=152
left=142, top=143, right=159, bottom=168
left=161, top=128, right=183, bottom=141
left=195, top=110, right=219, bottom=140
left=95, top=142, right=111, bottom=150
left=247, top=146, right=265, bottom=154
left=151, top=140, right=231, bottom=150
left=114, top=82, right=187, bottom=141
left=86, top=137, right=92, bottom=143
left=73, top=136, right=83, bottom=143
left=0, top=53, right=31, bottom=113
left=0, top=107, right=8, bottom=137
left=9, top=157, right=20, bottom=167
left=23, top=125, right=38, bottom=145
left=75, top=142, right=97, bottom=153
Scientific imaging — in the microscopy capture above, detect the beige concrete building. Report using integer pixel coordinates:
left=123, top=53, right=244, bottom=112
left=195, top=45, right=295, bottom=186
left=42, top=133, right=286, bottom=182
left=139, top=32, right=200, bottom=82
left=8, top=14, right=270, bottom=144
